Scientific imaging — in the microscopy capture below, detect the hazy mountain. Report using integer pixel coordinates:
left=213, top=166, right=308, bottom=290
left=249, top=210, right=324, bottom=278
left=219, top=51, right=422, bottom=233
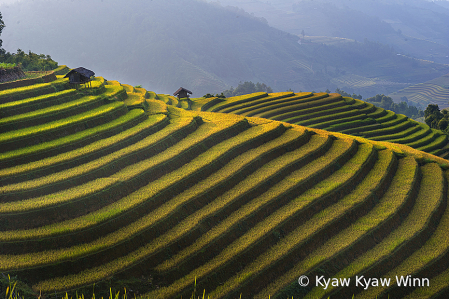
left=1, top=0, right=448, bottom=97
left=209, top=0, right=449, bottom=65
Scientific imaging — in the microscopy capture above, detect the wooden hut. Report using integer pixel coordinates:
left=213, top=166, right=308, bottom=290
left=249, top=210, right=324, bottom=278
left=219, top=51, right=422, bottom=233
left=64, top=67, right=95, bottom=88
left=173, top=87, right=192, bottom=99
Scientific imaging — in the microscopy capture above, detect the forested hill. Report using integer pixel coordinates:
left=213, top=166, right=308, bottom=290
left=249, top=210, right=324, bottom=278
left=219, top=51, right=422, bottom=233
left=1, top=0, right=448, bottom=96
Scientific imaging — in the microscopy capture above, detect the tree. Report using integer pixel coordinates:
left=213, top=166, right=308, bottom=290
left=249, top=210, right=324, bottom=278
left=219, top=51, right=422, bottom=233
left=424, top=104, right=444, bottom=129
left=0, top=12, right=5, bottom=51
left=222, top=81, right=273, bottom=97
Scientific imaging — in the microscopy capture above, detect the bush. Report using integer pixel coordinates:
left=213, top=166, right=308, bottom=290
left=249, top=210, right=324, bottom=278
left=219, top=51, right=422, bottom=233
left=0, top=49, right=58, bottom=71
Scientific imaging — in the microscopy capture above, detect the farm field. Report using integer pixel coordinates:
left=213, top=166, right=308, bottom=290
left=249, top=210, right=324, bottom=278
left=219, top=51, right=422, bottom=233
left=2, top=67, right=449, bottom=299
left=389, top=73, right=449, bottom=109
left=192, top=91, right=449, bottom=159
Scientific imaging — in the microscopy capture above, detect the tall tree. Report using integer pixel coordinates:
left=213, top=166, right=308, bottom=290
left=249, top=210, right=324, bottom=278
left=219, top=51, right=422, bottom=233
left=0, top=12, right=4, bottom=50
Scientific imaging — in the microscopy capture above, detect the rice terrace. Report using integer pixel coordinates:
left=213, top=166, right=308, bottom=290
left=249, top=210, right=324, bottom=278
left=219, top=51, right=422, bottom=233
left=3, top=65, right=449, bottom=299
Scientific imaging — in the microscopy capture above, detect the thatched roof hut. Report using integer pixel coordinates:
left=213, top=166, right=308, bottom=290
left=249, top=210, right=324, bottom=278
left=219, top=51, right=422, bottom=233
left=173, top=87, right=192, bottom=99
left=64, top=67, right=94, bottom=87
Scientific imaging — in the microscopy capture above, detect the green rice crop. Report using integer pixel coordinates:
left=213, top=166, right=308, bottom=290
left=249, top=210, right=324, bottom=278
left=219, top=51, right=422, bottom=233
left=377, top=114, right=408, bottom=127
left=0, top=125, right=305, bottom=243
left=0, top=89, right=79, bottom=117
left=369, top=125, right=421, bottom=141
left=0, top=114, right=167, bottom=182
left=0, top=78, right=69, bottom=102
left=0, top=94, right=106, bottom=129
left=361, top=120, right=414, bottom=138
left=374, top=110, right=396, bottom=123
left=385, top=124, right=432, bottom=145
left=155, top=133, right=332, bottom=273
left=417, top=134, right=448, bottom=152
left=218, top=91, right=294, bottom=113
left=0, top=177, right=122, bottom=214
left=285, top=104, right=354, bottom=124
left=207, top=144, right=387, bottom=298
left=14, top=122, right=285, bottom=290
left=306, top=162, right=444, bottom=299
left=354, top=174, right=449, bottom=299
left=367, top=107, right=388, bottom=118
left=257, top=94, right=341, bottom=120
left=0, top=101, right=126, bottom=146
left=221, top=92, right=308, bottom=115
left=0, top=109, right=145, bottom=165
left=254, top=156, right=418, bottom=299
left=297, top=109, right=363, bottom=127
left=147, top=139, right=362, bottom=299
left=326, top=118, right=377, bottom=132
left=244, top=93, right=329, bottom=118
left=208, top=92, right=268, bottom=112
left=403, top=131, right=439, bottom=148
left=0, top=116, right=196, bottom=194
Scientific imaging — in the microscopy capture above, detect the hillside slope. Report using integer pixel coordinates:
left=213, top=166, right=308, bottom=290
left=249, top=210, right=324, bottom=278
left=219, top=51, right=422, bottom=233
left=2, top=0, right=449, bottom=97
left=2, top=69, right=449, bottom=298
left=389, top=73, right=449, bottom=109
left=188, top=91, right=449, bottom=159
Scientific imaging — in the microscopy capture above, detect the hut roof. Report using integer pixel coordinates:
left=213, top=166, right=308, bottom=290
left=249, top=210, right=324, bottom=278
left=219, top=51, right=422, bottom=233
left=64, top=67, right=95, bottom=79
left=173, top=87, right=193, bottom=96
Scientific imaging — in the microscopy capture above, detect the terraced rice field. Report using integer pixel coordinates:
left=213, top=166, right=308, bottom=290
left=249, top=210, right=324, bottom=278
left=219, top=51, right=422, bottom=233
left=193, top=91, right=449, bottom=159
left=389, top=74, right=449, bottom=108
left=2, top=67, right=449, bottom=299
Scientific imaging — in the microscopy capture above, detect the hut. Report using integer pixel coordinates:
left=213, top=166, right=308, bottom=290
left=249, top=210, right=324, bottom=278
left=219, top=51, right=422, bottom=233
left=64, top=67, right=95, bottom=88
left=173, top=87, right=192, bottom=99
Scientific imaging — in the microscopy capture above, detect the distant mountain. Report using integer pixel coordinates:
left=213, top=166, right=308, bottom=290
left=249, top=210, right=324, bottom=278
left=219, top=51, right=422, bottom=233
left=1, top=0, right=448, bottom=96
left=211, top=0, right=449, bottom=65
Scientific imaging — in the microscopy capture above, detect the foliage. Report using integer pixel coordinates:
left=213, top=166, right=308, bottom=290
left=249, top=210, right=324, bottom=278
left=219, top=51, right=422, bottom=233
left=223, top=81, right=273, bottom=98
left=0, top=62, right=16, bottom=69
left=203, top=92, right=225, bottom=99
left=366, top=94, right=424, bottom=119
left=335, top=88, right=362, bottom=100
left=0, top=49, right=58, bottom=71
left=424, top=104, right=449, bottom=132
left=0, top=12, right=4, bottom=51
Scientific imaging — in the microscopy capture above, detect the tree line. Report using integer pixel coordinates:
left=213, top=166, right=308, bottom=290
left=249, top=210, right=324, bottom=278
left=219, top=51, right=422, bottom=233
left=0, top=12, right=57, bottom=71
